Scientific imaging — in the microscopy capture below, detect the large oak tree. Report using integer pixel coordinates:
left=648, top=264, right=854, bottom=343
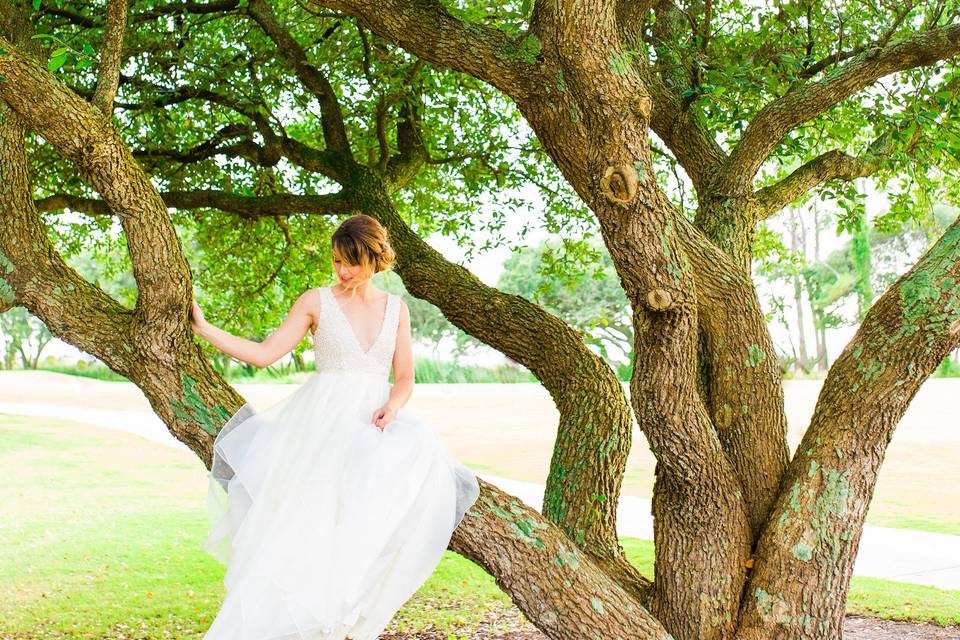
left=2, top=1, right=959, bottom=639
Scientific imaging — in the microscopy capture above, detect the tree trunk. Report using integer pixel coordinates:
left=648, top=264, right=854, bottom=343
left=737, top=216, right=960, bottom=639
left=791, top=211, right=810, bottom=371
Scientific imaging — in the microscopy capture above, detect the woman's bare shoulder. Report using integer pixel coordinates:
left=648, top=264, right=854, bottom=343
left=301, top=287, right=323, bottom=335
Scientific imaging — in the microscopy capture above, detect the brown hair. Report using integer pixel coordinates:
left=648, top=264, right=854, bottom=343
left=330, top=214, right=396, bottom=296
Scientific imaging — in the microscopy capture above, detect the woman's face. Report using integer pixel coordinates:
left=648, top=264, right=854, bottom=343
left=333, top=256, right=363, bottom=286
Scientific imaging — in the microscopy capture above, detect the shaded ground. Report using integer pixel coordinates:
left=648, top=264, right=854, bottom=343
left=383, top=608, right=960, bottom=639
left=3, top=613, right=960, bottom=639
left=843, top=615, right=960, bottom=639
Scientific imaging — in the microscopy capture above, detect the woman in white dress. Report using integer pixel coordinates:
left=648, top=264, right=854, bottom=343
left=189, top=214, right=481, bottom=640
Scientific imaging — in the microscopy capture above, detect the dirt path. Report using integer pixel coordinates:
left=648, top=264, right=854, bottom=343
left=842, top=615, right=960, bottom=639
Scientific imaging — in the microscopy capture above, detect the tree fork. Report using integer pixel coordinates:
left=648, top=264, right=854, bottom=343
left=342, top=170, right=647, bottom=592
left=738, top=216, right=960, bottom=640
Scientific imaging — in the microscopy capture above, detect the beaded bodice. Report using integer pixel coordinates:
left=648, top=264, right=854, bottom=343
left=312, top=285, right=401, bottom=378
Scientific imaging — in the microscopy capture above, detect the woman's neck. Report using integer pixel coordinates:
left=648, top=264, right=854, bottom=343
left=337, top=279, right=378, bottom=302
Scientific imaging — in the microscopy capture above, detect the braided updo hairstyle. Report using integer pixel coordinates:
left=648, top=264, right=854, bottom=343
left=330, top=214, right=396, bottom=296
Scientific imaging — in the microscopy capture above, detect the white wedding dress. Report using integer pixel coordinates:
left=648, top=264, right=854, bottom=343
left=200, top=285, right=482, bottom=640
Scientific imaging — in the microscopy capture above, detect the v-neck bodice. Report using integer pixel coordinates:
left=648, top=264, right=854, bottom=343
left=313, top=286, right=401, bottom=378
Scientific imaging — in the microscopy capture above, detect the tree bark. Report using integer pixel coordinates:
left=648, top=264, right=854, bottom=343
left=738, top=216, right=960, bottom=639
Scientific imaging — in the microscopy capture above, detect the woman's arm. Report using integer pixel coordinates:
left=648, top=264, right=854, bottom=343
left=191, top=289, right=318, bottom=368
left=386, top=300, right=414, bottom=411
left=369, top=300, right=417, bottom=429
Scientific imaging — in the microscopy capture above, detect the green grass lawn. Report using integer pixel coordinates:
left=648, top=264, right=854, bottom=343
left=1, top=412, right=958, bottom=639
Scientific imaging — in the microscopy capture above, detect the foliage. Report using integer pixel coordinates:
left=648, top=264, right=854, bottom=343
left=0, top=306, right=53, bottom=369
left=498, top=238, right=633, bottom=369
left=24, top=0, right=583, bottom=350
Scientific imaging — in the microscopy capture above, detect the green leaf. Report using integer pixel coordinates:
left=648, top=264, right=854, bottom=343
left=32, top=0, right=41, bottom=9
left=47, top=52, right=68, bottom=73
left=82, top=43, right=96, bottom=57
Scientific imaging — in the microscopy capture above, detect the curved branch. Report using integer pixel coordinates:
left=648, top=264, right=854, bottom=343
left=0, top=35, right=193, bottom=343
left=753, top=149, right=878, bottom=218
left=37, top=190, right=351, bottom=218
left=92, top=0, right=129, bottom=115
left=641, top=67, right=727, bottom=195
left=752, top=71, right=958, bottom=219
left=245, top=0, right=351, bottom=154
left=304, top=0, right=540, bottom=102
left=715, top=23, right=960, bottom=195
left=616, top=0, right=726, bottom=196
left=384, top=93, right=429, bottom=190
left=0, top=104, right=134, bottom=376
left=450, top=479, right=668, bottom=639
left=352, top=168, right=650, bottom=598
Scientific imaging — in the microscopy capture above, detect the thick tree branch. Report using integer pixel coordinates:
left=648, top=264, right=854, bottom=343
left=639, top=67, right=727, bottom=195
left=245, top=0, right=351, bottom=154
left=533, top=0, right=619, bottom=54
left=383, top=95, right=429, bottom=190
left=676, top=215, right=791, bottom=538
left=277, top=136, right=352, bottom=181
left=752, top=149, right=878, bottom=218
left=752, top=71, right=956, bottom=219
left=36, top=190, right=351, bottom=218
left=616, top=0, right=657, bottom=44
left=0, top=36, right=194, bottom=348
left=92, top=0, right=128, bottom=115
left=714, top=23, right=960, bottom=195
left=451, top=479, right=668, bottom=640
left=621, top=202, right=751, bottom=640
left=0, top=104, right=134, bottom=377
left=620, top=0, right=726, bottom=195
left=349, top=166, right=651, bottom=599
left=304, top=0, right=539, bottom=102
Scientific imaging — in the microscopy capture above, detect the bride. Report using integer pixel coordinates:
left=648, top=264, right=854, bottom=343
left=189, top=214, right=481, bottom=640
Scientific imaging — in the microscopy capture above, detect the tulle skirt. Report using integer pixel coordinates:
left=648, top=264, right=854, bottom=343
left=200, top=369, right=481, bottom=640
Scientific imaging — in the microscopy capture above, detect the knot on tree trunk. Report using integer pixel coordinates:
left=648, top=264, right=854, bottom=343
left=636, top=94, right=652, bottom=120
left=646, top=288, right=674, bottom=311
left=600, top=164, right=639, bottom=206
